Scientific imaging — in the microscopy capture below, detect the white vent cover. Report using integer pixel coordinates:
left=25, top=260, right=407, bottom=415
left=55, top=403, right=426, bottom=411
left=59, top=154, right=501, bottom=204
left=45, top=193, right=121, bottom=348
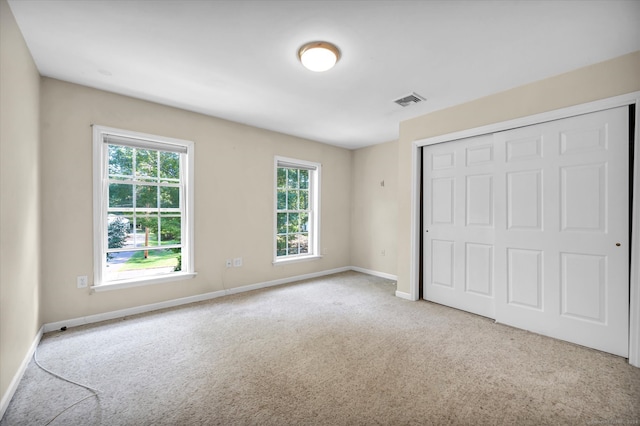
left=394, top=92, right=426, bottom=107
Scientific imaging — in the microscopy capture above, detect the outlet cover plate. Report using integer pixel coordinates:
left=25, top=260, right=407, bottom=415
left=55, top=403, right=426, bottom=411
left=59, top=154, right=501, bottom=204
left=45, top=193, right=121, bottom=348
left=77, top=275, right=88, bottom=288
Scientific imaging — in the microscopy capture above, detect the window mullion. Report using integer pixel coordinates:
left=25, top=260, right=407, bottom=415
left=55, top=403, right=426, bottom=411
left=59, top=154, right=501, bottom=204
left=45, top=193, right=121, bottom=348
left=156, top=151, right=161, bottom=246
left=107, top=244, right=181, bottom=254
left=107, top=179, right=180, bottom=188
left=179, top=153, right=186, bottom=268
left=132, top=149, right=138, bottom=248
left=102, top=144, right=110, bottom=257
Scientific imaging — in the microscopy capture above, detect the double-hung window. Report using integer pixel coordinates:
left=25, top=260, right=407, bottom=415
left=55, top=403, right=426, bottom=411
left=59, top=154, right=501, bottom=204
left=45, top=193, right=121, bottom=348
left=274, top=156, right=321, bottom=262
left=93, top=126, right=195, bottom=290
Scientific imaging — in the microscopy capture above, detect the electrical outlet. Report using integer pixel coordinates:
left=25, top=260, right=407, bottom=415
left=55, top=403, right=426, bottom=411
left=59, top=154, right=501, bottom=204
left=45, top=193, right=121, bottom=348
left=381, top=249, right=386, bottom=256
left=225, top=259, right=232, bottom=268
left=233, top=257, right=243, bottom=267
left=77, top=275, right=88, bottom=288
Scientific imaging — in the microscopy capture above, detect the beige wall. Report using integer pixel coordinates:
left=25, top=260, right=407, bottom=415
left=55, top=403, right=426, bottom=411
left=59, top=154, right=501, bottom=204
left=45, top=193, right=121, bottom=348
left=351, top=140, right=398, bottom=276
left=396, top=51, right=640, bottom=295
left=40, top=78, right=352, bottom=323
left=0, top=0, right=42, bottom=406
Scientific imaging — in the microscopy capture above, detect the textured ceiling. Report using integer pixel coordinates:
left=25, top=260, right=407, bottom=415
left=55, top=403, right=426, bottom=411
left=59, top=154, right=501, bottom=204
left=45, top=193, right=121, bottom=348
left=7, top=0, right=640, bottom=149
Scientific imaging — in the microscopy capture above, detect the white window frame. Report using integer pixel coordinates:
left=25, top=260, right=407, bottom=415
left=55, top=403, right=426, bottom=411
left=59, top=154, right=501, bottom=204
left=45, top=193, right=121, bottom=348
left=273, top=156, right=321, bottom=264
left=92, top=125, right=196, bottom=291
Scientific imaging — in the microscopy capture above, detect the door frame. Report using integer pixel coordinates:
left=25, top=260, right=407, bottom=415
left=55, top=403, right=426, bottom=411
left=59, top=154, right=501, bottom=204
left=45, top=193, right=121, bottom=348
left=409, top=91, right=640, bottom=367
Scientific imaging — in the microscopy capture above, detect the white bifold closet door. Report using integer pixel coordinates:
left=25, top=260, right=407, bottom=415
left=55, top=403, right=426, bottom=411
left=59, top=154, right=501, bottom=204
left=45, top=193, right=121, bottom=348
left=423, top=106, right=629, bottom=357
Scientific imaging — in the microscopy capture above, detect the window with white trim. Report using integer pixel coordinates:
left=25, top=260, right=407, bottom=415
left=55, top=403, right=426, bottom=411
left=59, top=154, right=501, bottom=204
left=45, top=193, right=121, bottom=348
left=274, top=157, right=321, bottom=262
left=93, top=126, right=195, bottom=289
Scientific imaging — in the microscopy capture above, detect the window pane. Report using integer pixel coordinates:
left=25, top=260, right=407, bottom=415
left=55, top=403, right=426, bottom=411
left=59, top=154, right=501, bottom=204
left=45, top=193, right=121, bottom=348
left=277, top=213, right=287, bottom=234
left=136, top=185, right=158, bottom=209
left=159, top=151, right=180, bottom=181
left=277, top=168, right=286, bottom=188
left=299, top=170, right=309, bottom=189
left=108, top=145, right=133, bottom=179
left=299, top=190, right=309, bottom=210
left=130, top=224, right=146, bottom=248
left=105, top=250, right=137, bottom=279
left=287, top=168, right=298, bottom=189
left=160, top=216, right=181, bottom=244
left=105, top=248, right=181, bottom=281
left=136, top=149, right=158, bottom=181
left=122, top=214, right=134, bottom=238
left=135, top=214, right=159, bottom=246
left=109, top=183, right=133, bottom=208
left=107, top=215, right=131, bottom=249
left=300, top=212, right=309, bottom=232
left=298, top=233, right=309, bottom=254
left=277, top=189, right=286, bottom=210
left=287, top=213, right=299, bottom=233
left=287, top=235, right=299, bottom=255
left=160, top=187, right=179, bottom=208
left=287, top=190, right=298, bottom=210
left=277, top=235, right=287, bottom=256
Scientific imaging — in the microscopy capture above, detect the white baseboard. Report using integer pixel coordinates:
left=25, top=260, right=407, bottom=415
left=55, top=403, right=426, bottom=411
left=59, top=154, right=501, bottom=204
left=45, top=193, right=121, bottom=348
left=349, top=266, right=397, bottom=281
left=224, top=266, right=351, bottom=295
left=347, top=268, right=414, bottom=301
left=44, top=266, right=352, bottom=333
left=395, top=290, right=417, bottom=301
left=1, top=326, right=43, bottom=420
left=43, top=289, right=227, bottom=332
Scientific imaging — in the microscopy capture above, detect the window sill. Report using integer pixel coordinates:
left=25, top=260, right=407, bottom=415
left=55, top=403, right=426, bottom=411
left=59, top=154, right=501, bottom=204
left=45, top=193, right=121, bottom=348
left=272, top=255, right=322, bottom=266
left=91, top=272, right=197, bottom=292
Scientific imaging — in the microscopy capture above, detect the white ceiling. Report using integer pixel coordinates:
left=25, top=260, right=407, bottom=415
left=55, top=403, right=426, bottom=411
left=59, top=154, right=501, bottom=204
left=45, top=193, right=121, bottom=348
left=7, top=0, right=640, bottom=149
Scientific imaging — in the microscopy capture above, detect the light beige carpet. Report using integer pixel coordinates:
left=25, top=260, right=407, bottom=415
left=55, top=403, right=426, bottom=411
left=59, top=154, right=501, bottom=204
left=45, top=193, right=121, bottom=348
left=2, top=271, right=639, bottom=425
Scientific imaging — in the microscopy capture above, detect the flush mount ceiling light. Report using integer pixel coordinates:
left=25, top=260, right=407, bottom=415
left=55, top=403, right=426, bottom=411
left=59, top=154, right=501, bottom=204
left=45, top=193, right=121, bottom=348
left=298, top=41, right=341, bottom=72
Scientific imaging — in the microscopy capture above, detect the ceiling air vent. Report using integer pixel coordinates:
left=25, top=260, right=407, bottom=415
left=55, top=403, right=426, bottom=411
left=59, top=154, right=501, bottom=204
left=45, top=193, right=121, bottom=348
left=394, top=92, right=426, bottom=107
